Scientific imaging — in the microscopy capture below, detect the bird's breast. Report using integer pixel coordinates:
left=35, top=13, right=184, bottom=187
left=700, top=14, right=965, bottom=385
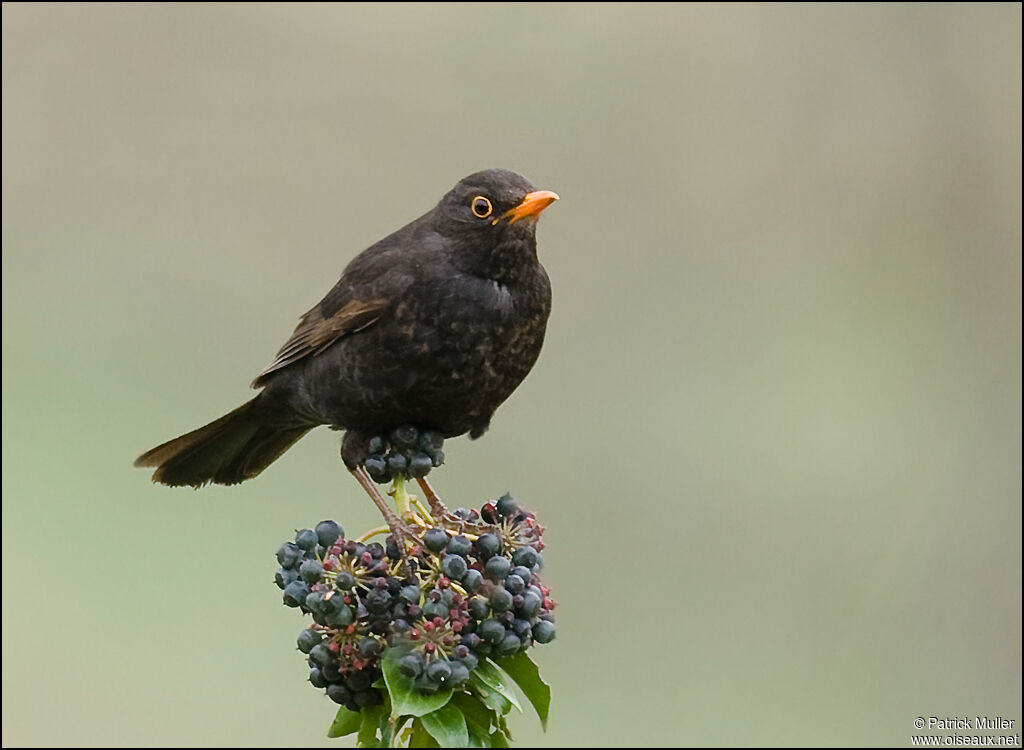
left=298, top=268, right=550, bottom=436
left=396, top=272, right=546, bottom=370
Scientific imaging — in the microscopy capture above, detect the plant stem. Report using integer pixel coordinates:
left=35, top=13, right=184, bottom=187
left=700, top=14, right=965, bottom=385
left=356, top=525, right=391, bottom=542
left=391, top=476, right=413, bottom=517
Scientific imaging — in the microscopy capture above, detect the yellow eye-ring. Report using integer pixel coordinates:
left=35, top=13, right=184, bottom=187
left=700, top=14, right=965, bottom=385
left=470, top=196, right=493, bottom=218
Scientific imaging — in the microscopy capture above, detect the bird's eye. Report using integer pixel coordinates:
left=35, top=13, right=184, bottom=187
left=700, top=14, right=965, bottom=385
left=470, top=196, right=493, bottom=218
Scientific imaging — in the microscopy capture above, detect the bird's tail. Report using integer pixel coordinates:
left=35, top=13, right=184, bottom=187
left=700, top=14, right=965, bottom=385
left=134, top=396, right=312, bottom=487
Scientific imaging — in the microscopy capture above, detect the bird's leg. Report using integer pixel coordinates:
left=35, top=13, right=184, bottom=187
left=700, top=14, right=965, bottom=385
left=413, top=475, right=487, bottom=534
left=349, top=466, right=416, bottom=552
left=415, top=476, right=449, bottom=519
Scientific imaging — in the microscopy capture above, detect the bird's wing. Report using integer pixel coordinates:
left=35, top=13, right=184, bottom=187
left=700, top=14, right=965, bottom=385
left=251, top=210, right=432, bottom=388
left=251, top=289, right=387, bottom=387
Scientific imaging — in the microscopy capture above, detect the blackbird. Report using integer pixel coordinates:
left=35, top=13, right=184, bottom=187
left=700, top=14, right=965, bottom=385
left=135, top=168, right=558, bottom=524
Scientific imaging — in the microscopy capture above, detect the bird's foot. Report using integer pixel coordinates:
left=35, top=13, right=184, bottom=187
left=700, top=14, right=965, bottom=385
left=414, top=475, right=449, bottom=518
left=349, top=466, right=418, bottom=551
left=410, top=476, right=506, bottom=537
left=411, top=476, right=483, bottom=533
left=351, top=454, right=499, bottom=555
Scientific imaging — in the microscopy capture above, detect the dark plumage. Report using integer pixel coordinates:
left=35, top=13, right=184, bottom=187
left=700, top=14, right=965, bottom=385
left=135, top=169, right=557, bottom=487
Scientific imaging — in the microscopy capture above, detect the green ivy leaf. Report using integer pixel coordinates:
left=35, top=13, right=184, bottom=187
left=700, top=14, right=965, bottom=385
left=496, top=714, right=511, bottom=743
left=409, top=718, right=440, bottom=748
left=489, top=730, right=510, bottom=748
left=382, top=648, right=453, bottom=718
left=327, top=706, right=362, bottom=738
left=496, top=652, right=551, bottom=729
left=380, top=715, right=400, bottom=748
left=468, top=673, right=512, bottom=716
left=357, top=704, right=386, bottom=748
left=473, top=661, right=522, bottom=713
left=450, top=692, right=498, bottom=739
left=422, top=703, right=469, bottom=747
left=466, top=728, right=491, bottom=748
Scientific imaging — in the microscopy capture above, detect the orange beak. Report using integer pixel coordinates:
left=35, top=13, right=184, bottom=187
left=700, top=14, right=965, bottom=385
left=500, top=190, right=560, bottom=225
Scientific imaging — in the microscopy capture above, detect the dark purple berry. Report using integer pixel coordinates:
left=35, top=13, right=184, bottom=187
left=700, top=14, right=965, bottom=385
left=387, top=452, right=408, bottom=476
left=308, top=643, right=332, bottom=667
left=533, top=620, right=556, bottom=644
left=390, top=425, right=419, bottom=448
left=490, top=588, right=513, bottom=613
left=423, top=528, right=448, bottom=553
left=475, top=533, right=501, bottom=559
left=327, top=683, right=350, bottom=705
left=426, top=660, right=452, bottom=684
left=299, top=559, right=324, bottom=584
left=497, top=632, right=522, bottom=656
left=462, top=568, right=483, bottom=593
left=365, top=589, right=392, bottom=614
left=484, top=556, right=511, bottom=581
left=364, top=455, right=389, bottom=482
left=297, top=628, right=322, bottom=654
left=357, top=637, right=382, bottom=659
left=295, top=529, right=318, bottom=551
left=315, top=520, right=343, bottom=547
left=519, top=591, right=542, bottom=618
left=327, top=605, right=355, bottom=627
left=422, top=600, right=448, bottom=620
left=512, top=547, right=537, bottom=568
left=441, top=554, right=468, bottom=580
left=496, top=493, right=518, bottom=518
left=418, top=431, right=444, bottom=452
left=353, top=689, right=381, bottom=708
left=447, top=535, right=472, bottom=557
left=275, top=567, right=298, bottom=589
left=276, top=542, right=302, bottom=569
left=448, top=660, right=471, bottom=686
left=478, top=619, right=505, bottom=644
left=282, top=580, right=310, bottom=608
left=468, top=596, right=490, bottom=621
left=346, top=670, right=373, bottom=692
left=399, top=652, right=424, bottom=677
left=408, top=453, right=433, bottom=477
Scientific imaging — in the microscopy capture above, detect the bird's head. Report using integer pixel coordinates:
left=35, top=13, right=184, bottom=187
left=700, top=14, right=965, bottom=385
left=434, top=169, right=558, bottom=280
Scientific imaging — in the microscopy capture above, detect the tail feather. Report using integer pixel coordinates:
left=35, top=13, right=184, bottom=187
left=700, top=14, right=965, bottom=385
left=211, top=424, right=312, bottom=486
left=134, top=397, right=311, bottom=487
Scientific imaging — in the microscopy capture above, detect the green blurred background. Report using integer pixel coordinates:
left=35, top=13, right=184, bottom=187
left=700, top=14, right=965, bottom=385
left=3, top=3, right=1020, bottom=746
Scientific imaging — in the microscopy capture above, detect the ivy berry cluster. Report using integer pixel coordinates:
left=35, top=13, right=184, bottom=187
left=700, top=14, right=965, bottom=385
left=362, top=425, right=446, bottom=483
left=274, top=494, right=556, bottom=721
